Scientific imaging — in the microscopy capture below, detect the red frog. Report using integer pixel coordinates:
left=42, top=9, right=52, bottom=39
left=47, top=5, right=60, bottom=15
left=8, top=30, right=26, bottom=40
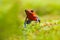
left=24, top=9, right=40, bottom=28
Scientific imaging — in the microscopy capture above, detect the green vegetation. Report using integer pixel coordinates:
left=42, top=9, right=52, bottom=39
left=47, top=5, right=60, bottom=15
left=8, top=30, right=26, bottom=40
left=0, top=0, right=60, bottom=40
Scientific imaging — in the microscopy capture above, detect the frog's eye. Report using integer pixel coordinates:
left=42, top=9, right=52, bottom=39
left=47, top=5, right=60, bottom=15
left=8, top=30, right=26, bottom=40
left=25, top=9, right=27, bottom=12
left=31, top=10, right=34, bottom=12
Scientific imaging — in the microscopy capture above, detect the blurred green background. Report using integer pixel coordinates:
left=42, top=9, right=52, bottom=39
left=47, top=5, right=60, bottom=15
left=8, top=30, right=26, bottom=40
left=0, top=0, right=60, bottom=40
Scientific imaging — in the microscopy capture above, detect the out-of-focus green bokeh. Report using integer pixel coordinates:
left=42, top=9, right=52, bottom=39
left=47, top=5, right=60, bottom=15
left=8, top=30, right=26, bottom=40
left=0, top=0, right=60, bottom=40
left=0, top=0, right=21, bottom=40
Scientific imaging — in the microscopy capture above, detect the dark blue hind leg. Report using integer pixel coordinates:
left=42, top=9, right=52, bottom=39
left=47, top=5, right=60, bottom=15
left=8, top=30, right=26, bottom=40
left=26, top=20, right=31, bottom=24
left=24, top=20, right=31, bottom=28
left=36, top=17, right=40, bottom=23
